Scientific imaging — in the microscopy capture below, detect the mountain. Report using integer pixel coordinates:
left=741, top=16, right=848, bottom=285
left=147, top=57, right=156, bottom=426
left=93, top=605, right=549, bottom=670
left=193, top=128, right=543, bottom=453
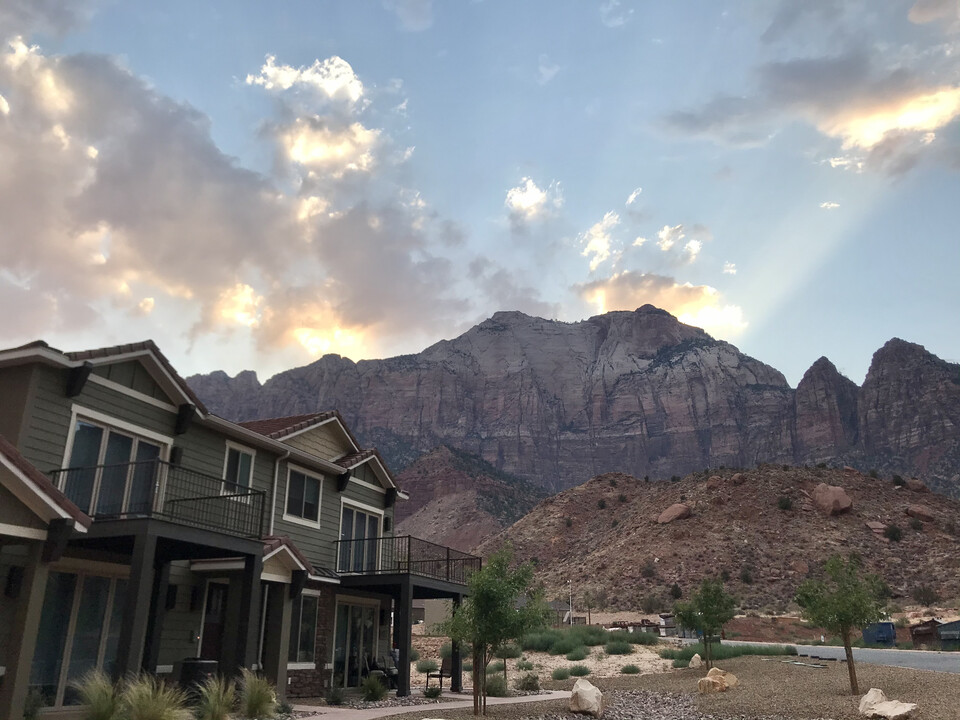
left=393, top=445, right=549, bottom=553
left=475, top=466, right=960, bottom=611
left=187, top=306, right=960, bottom=496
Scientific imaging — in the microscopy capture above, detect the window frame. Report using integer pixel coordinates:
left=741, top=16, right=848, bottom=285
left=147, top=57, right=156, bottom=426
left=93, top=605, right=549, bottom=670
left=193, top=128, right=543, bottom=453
left=282, top=464, right=324, bottom=528
left=337, top=499, right=385, bottom=573
left=287, top=590, right=321, bottom=669
left=221, top=440, right=256, bottom=498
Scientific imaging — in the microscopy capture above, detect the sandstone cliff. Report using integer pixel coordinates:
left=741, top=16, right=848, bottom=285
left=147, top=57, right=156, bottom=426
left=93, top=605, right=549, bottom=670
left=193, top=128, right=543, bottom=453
left=187, top=306, right=960, bottom=496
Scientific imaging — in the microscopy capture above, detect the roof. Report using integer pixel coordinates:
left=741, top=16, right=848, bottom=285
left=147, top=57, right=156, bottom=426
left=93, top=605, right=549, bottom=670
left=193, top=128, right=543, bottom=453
left=0, top=433, right=91, bottom=530
left=262, top=535, right=315, bottom=574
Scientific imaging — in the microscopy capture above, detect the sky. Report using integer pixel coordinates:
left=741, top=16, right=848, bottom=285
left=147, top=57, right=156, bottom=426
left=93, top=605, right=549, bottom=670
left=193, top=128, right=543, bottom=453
left=1, top=0, right=959, bottom=386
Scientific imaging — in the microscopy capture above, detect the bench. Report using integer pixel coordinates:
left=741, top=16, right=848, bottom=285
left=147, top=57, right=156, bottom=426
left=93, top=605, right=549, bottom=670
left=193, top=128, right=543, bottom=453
left=426, top=656, right=452, bottom=689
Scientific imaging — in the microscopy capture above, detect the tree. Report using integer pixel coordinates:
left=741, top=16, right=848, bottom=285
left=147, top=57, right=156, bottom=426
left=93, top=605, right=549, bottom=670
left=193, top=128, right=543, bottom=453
left=673, top=577, right=736, bottom=670
left=442, top=547, right=549, bottom=715
left=795, top=554, right=887, bottom=695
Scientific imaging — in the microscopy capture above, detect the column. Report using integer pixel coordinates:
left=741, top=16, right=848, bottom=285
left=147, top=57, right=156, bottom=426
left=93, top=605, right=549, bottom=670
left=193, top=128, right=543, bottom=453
left=395, top=577, right=413, bottom=696
left=0, top=542, right=49, bottom=720
left=142, top=561, right=171, bottom=673
left=221, top=553, right=263, bottom=678
left=261, top=582, right=292, bottom=699
left=114, top=532, right=158, bottom=678
left=450, top=594, right=463, bottom=692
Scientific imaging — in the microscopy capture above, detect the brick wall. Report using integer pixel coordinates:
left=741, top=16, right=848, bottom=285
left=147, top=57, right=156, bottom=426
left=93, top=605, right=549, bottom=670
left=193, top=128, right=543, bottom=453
left=287, top=586, right=336, bottom=698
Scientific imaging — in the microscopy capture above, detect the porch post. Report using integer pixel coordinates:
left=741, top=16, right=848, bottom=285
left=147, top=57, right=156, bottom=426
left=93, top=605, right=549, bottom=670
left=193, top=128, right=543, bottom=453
left=450, top=594, right=463, bottom=692
left=0, top=542, right=49, bottom=720
left=142, top=560, right=171, bottom=673
left=221, top=553, right=263, bottom=678
left=395, top=576, right=413, bottom=696
left=114, top=531, right=158, bottom=678
left=261, top=581, right=292, bottom=699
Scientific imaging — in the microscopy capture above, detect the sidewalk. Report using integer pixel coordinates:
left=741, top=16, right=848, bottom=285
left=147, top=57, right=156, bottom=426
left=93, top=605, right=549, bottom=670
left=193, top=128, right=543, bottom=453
left=293, top=690, right=573, bottom=720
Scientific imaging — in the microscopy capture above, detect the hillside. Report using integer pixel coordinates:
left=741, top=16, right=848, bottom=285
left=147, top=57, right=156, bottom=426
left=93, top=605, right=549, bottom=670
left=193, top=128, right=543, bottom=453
left=394, top=445, right=548, bottom=552
left=476, top=465, right=960, bottom=612
left=188, top=305, right=960, bottom=496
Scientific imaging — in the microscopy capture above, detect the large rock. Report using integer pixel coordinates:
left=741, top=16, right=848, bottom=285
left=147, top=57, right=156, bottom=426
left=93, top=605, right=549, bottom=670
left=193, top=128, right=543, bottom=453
left=906, top=505, right=935, bottom=522
left=698, top=676, right=726, bottom=693
left=858, top=688, right=917, bottom=719
left=794, top=357, right=860, bottom=462
left=657, top=503, right=692, bottom=524
left=813, top=483, right=853, bottom=516
left=688, top=653, right=702, bottom=668
left=906, top=478, right=929, bottom=492
left=707, top=666, right=739, bottom=689
left=569, top=678, right=605, bottom=717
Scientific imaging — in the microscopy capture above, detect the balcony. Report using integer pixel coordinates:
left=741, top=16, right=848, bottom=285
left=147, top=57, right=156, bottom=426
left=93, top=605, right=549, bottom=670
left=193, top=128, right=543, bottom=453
left=335, top=535, right=481, bottom=585
left=49, top=460, right=265, bottom=539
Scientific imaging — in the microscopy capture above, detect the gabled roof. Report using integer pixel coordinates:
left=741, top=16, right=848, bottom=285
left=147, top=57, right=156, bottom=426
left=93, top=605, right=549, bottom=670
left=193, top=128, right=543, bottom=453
left=262, top=535, right=315, bottom=574
left=0, top=433, right=91, bottom=531
left=334, top=448, right=399, bottom=491
left=238, top=410, right=360, bottom=451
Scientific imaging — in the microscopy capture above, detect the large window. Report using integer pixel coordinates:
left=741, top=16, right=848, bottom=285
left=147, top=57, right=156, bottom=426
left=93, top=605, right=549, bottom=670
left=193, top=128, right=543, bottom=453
left=288, top=594, right=319, bottom=665
left=338, top=505, right=382, bottom=573
left=223, top=443, right=254, bottom=494
left=332, top=602, right=378, bottom=688
left=284, top=468, right=322, bottom=524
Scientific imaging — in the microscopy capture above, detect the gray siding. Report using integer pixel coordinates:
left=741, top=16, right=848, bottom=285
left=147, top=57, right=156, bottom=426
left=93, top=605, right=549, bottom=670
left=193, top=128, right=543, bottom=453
left=284, top=424, right=352, bottom=459
left=0, top=365, right=35, bottom=446
left=0, top=483, right=46, bottom=530
left=157, top=561, right=206, bottom=667
left=92, top=361, right=169, bottom=401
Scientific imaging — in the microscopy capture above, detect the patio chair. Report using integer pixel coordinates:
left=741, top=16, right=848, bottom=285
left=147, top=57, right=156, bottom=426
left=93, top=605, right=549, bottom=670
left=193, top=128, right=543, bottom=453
left=426, top=656, right=452, bottom=690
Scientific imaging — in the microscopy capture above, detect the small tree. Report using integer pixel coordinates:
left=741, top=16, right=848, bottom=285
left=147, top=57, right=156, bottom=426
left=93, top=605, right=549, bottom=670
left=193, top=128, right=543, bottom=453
left=673, top=577, right=736, bottom=670
left=795, top=554, right=887, bottom=695
left=443, top=547, right=549, bottom=715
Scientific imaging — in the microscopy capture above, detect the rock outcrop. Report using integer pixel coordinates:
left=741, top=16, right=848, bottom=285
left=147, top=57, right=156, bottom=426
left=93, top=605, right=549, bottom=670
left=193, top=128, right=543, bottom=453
left=657, top=503, right=692, bottom=524
left=813, top=483, right=853, bottom=516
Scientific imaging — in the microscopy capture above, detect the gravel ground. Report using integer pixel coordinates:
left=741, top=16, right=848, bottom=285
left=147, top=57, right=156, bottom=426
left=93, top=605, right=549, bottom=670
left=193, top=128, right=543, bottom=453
left=295, top=695, right=457, bottom=709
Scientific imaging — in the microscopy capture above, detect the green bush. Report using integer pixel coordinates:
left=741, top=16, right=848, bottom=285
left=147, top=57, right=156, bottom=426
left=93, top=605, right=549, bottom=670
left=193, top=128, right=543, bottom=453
left=440, top=642, right=452, bottom=659
left=238, top=669, right=277, bottom=720
left=424, top=686, right=442, bottom=699
left=485, top=674, right=508, bottom=697
left=565, top=646, right=588, bottom=661
left=514, top=673, right=540, bottom=691
left=325, top=686, right=344, bottom=705
left=618, top=493, right=627, bottom=503
left=551, top=667, right=571, bottom=680
left=522, top=630, right=561, bottom=652
left=598, top=499, right=607, bottom=509
left=670, top=583, right=682, bottom=599
left=409, top=648, right=420, bottom=662
left=869, top=468, right=879, bottom=479
left=740, top=566, right=754, bottom=584
left=517, top=660, right=534, bottom=671
left=496, top=642, right=522, bottom=659
left=777, top=496, right=793, bottom=511
left=569, top=665, right=590, bottom=677
left=69, top=670, right=119, bottom=720
left=913, top=584, right=940, bottom=606
left=639, top=594, right=660, bottom=613
left=548, top=636, right=580, bottom=655
left=486, top=660, right=505, bottom=673
left=659, top=642, right=796, bottom=663
left=462, top=661, right=473, bottom=672
left=361, top=674, right=387, bottom=701
left=909, top=517, right=923, bottom=531
left=565, top=517, right=573, bottom=528
left=893, top=474, right=906, bottom=487
left=627, top=631, right=659, bottom=646
left=604, top=640, right=632, bottom=655
left=195, top=675, right=236, bottom=720
left=416, top=659, right=438, bottom=674
left=621, top=664, right=640, bottom=674
left=641, top=561, right=656, bottom=578
left=672, top=658, right=690, bottom=668
left=885, top=524, right=903, bottom=542
left=121, top=674, right=192, bottom=720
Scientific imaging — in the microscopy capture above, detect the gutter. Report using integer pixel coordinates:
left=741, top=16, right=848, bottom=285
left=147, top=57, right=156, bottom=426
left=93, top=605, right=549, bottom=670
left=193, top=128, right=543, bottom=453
left=269, top=450, right=290, bottom=535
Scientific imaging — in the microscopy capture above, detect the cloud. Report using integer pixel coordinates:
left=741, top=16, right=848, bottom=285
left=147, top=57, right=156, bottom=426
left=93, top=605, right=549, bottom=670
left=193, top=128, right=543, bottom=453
left=656, top=224, right=684, bottom=252
left=246, top=55, right=365, bottom=108
left=909, top=0, right=959, bottom=24
left=537, top=54, right=560, bottom=85
left=820, top=201, right=840, bottom=209
left=599, top=0, right=633, bottom=28
left=280, top=118, right=381, bottom=177
left=626, top=187, right=642, bottom=205
left=0, top=0, right=94, bottom=40
left=505, top=177, right=562, bottom=229
left=633, top=236, right=647, bottom=247
left=384, top=0, right=434, bottom=31
left=722, top=262, right=737, bottom=275
left=469, top=257, right=561, bottom=319
left=684, top=239, right=702, bottom=261
left=575, top=271, right=747, bottom=338
left=579, top=211, right=620, bottom=271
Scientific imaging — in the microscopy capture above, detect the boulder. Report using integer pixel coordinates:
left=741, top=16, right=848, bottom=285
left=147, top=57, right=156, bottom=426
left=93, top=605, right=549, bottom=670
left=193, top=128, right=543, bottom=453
left=697, top=676, right=726, bottom=693
left=688, top=653, right=702, bottom=668
left=906, top=505, right=935, bottom=522
left=705, top=476, right=722, bottom=490
left=707, top=666, right=739, bottom=689
left=813, top=483, right=853, bottom=516
left=569, top=678, right=605, bottom=717
left=790, top=560, right=809, bottom=575
left=657, top=503, right=691, bottom=524
left=866, top=521, right=886, bottom=533
left=906, top=478, right=928, bottom=493
left=730, top=473, right=745, bottom=485
left=858, top=688, right=917, bottom=719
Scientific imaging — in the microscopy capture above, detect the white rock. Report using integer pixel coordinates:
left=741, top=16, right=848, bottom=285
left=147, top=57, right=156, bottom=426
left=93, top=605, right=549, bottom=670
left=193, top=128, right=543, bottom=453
left=859, top=688, right=918, bottom=719
left=569, top=678, right=605, bottom=717
left=688, top=653, right=703, bottom=668
left=697, top=676, right=726, bottom=693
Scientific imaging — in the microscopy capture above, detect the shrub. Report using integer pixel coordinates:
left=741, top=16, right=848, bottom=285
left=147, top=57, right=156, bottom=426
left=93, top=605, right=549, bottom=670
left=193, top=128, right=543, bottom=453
left=893, top=474, right=906, bottom=487
left=720, top=569, right=730, bottom=582
left=551, top=667, right=571, bottom=680
left=609, top=476, right=618, bottom=487
left=238, top=669, right=277, bottom=720
left=910, top=517, right=923, bottom=531
left=409, top=648, right=420, bottom=662
left=639, top=594, right=660, bottom=613
left=660, top=642, right=796, bottom=663
left=565, top=646, right=588, bottom=661
left=869, top=468, right=879, bottom=479
left=497, top=642, right=522, bottom=659
left=670, top=475, right=681, bottom=482
left=621, top=664, right=640, bottom=674
left=777, top=496, right=793, bottom=511
left=672, top=658, right=690, bottom=668
left=569, top=665, right=591, bottom=677
left=486, top=660, right=505, bottom=674
left=565, top=517, right=573, bottom=528
left=548, top=636, right=580, bottom=656
left=485, top=674, right=508, bottom=697
left=424, top=686, right=442, bottom=699
left=740, top=566, right=754, bottom=584
left=641, top=561, right=656, bottom=578
left=817, top=462, right=827, bottom=469
left=69, top=670, right=119, bottom=720
left=627, top=631, right=659, bottom=646
left=598, top=499, right=607, bottom=509
left=669, top=583, right=682, bottom=600
left=521, top=631, right=560, bottom=652
left=517, top=659, right=534, bottom=671
left=195, top=676, right=236, bottom=720
left=605, top=640, right=632, bottom=655
left=611, top=519, right=619, bottom=528
left=884, top=524, right=903, bottom=542
left=618, top=493, right=627, bottom=503
left=462, top=661, right=473, bottom=672
left=416, top=659, right=439, bottom=674
left=514, top=673, right=540, bottom=691
left=277, top=700, right=294, bottom=716
left=440, top=642, right=452, bottom=659
left=361, top=674, right=388, bottom=701
left=24, top=688, right=44, bottom=720
left=913, top=584, right=940, bottom=606
left=325, top=686, right=344, bottom=705
left=121, top=674, right=192, bottom=720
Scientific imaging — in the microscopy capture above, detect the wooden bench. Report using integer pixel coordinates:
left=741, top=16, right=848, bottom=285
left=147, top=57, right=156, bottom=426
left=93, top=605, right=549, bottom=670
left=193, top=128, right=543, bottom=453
left=426, top=656, right=452, bottom=689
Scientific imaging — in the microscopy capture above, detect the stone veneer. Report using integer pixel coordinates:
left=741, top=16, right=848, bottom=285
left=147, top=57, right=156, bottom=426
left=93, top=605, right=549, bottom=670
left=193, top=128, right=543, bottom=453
left=287, top=585, right=336, bottom=698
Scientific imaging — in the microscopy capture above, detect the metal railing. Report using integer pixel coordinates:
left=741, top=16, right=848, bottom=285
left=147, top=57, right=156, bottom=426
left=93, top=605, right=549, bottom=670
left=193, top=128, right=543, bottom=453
left=335, top=535, right=481, bottom=584
left=50, top=459, right=265, bottom=539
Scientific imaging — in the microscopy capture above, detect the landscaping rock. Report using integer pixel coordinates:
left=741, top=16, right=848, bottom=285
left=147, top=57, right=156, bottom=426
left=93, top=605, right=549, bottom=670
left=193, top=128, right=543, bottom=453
left=697, top=676, right=726, bottom=693
left=813, top=483, right=853, bottom=516
left=688, top=653, right=702, bottom=668
left=906, top=505, right=935, bottom=522
left=657, top=503, right=691, bottom=524
left=570, top=678, right=605, bottom=717
left=859, top=687, right=918, bottom=719
left=707, top=666, right=739, bottom=689
left=866, top=521, right=886, bottom=533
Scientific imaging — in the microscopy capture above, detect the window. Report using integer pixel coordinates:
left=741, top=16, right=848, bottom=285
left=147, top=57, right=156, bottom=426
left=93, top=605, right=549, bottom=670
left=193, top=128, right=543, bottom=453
left=288, top=594, right=319, bottom=664
left=223, top=444, right=254, bottom=494
left=338, top=505, right=382, bottom=573
left=284, top=468, right=322, bottom=523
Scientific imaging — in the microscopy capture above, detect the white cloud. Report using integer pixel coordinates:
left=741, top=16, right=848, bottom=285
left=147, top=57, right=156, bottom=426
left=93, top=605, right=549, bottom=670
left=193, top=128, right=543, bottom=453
left=819, top=201, right=840, bottom=209
left=600, top=0, right=633, bottom=28
left=384, top=0, right=434, bottom=31
left=280, top=119, right=380, bottom=177
left=684, top=239, right=702, bottom=261
left=626, top=187, right=642, bottom=205
left=579, top=211, right=620, bottom=271
left=537, top=54, right=560, bottom=85
left=657, top=223, right=685, bottom=251
left=722, top=261, right=737, bottom=275
left=633, top=236, right=647, bottom=247
left=246, top=55, right=365, bottom=107
left=504, top=177, right=562, bottom=228
left=0, top=92, right=9, bottom=115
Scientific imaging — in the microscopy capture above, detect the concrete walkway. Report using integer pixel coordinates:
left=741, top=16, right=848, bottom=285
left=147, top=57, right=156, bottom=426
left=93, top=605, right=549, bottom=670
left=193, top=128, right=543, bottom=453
left=293, top=690, right=572, bottom=720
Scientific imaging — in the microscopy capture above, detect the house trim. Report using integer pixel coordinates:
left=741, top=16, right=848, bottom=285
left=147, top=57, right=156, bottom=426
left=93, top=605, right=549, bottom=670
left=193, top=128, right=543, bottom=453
left=0, top=522, right=46, bottom=540
left=86, top=373, right=179, bottom=413
left=62, top=404, right=175, bottom=468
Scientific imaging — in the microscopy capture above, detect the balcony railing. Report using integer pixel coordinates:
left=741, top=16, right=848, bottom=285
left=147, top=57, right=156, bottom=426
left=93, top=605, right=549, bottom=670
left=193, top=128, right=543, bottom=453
left=335, top=535, right=481, bottom=585
left=50, top=460, right=265, bottom=539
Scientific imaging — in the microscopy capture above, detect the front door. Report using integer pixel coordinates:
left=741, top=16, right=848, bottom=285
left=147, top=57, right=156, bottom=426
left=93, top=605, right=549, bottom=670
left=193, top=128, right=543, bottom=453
left=200, top=583, right=227, bottom=661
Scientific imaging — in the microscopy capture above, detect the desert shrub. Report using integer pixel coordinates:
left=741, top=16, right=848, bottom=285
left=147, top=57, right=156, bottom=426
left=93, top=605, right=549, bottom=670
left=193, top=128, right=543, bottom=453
left=670, top=583, right=682, bottom=599
left=569, top=665, right=591, bottom=677
left=409, top=648, right=420, bottom=662
left=195, top=675, right=236, bottom=720
left=869, top=468, right=879, bottom=479
left=325, top=686, right=344, bottom=705
left=121, top=674, right=192, bottom=720
left=238, top=669, right=276, bottom=720
left=485, top=674, right=508, bottom=697
left=641, top=561, right=656, bottom=578
left=670, top=475, right=681, bottom=482
left=440, top=642, right=452, bottom=659
left=521, top=630, right=561, bottom=652
left=69, top=670, right=119, bottom=720
left=720, top=569, right=730, bottom=582
left=277, top=700, right=294, bottom=715
left=913, top=584, right=940, bottom=606
left=644, top=475, right=650, bottom=482
left=549, top=635, right=579, bottom=655
left=416, top=659, right=438, bottom=674
left=551, top=667, right=570, bottom=681
left=487, top=660, right=506, bottom=674
left=517, top=659, right=534, bottom=671
left=621, top=664, right=640, bottom=674
left=672, top=658, right=690, bottom=668
left=639, top=594, right=660, bottom=613
left=605, top=640, right=632, bottom=655
left=565, top=646, right=588, bottom=661
left=565, top=517, right=573, bottom=528
left=514, top=673, right=540, bottom=691
left=618, top=493, right=627, bottom=503
left=462, top=661, right=473, bottom=672
left=571, top=624, right=610, bottom=646
left=611, top=519, right=619, bottom=528
left=361, top=674, right=387, bottom=701
left=777, top=496, right=793, bottom=511
left=626, top=631, right=658, bottom=646
left=609, top=476, right=618, bottom=487
left=892, top=474, right=906, bottom=487
left=740, top=566, right=754, bottom=584
left=910, top=517, right=923, bottom=531
left=884, top=524, right=903, bottom=542
left=424, top=686, right=442, bottom=699
left=597, top=499, right=607, bottom=509
left=497, top=642, right=522, bottom=659
left=659, top=643, right=796, bottom=663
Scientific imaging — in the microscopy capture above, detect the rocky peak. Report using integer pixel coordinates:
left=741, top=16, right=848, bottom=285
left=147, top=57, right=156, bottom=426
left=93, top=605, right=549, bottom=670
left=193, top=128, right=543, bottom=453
left=794, top=356, right=859, bottom=461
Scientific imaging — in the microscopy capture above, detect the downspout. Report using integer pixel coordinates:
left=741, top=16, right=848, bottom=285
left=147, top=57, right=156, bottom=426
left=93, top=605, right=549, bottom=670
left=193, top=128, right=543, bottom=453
left=269, top=450, right=290, bottom=535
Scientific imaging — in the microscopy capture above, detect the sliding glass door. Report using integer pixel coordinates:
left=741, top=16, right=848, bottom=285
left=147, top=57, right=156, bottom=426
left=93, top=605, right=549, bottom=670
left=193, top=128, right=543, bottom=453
left=332, top=602, right=378, bottom=688
left=338, top=507, right=381, bottom=572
